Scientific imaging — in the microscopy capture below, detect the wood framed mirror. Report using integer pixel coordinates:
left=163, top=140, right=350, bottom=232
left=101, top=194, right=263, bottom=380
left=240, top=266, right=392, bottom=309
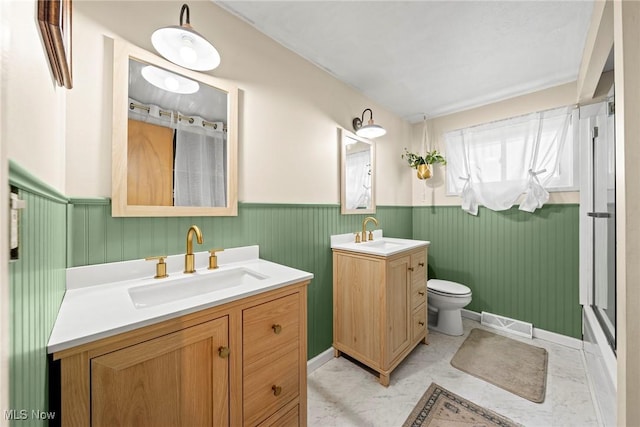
left=340, top=128, right=376, bottom=214
left=111, top=38, right=238, bottom=217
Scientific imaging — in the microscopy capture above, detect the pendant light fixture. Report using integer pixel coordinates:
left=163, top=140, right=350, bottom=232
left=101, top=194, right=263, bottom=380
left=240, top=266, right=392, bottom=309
left=151, top=3, right=221, bottom=71
left=141, top=65, right=200, bottom=94
left=352, top=108, right=386, bottom=139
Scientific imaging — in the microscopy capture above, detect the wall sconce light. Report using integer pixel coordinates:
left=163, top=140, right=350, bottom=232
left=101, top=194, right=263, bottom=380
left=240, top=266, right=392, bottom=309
left=352, top=108, right=386, bottom=139
left=151, top=3, right=221, bottom=71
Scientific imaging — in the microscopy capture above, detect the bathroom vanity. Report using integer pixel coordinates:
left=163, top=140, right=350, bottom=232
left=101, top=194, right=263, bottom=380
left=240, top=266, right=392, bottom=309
left=48, top=246, right=312, bottom=426
left=331, top=231, right=429, bottom=386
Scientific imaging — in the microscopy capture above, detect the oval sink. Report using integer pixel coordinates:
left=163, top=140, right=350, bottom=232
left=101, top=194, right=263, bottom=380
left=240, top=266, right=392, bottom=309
left=361, top=239, right=404, bottom=250
left=330, top=236, right=429, bottom=256
left=128, top=267, right=268, bottom=309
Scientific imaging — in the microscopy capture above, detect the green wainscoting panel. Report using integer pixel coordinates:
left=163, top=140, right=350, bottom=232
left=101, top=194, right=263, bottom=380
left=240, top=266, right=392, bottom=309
left=412, top=205, right=581, bottom=338
left=9, top=163, right=67, bottom=426
left=67, top=202, right=413, bottom=358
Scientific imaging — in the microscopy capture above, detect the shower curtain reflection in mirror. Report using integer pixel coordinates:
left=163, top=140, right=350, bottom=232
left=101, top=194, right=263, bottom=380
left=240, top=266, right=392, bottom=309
left=345, top=144, right=372, bottom=210
left=340, top=128, right=375, bottom=214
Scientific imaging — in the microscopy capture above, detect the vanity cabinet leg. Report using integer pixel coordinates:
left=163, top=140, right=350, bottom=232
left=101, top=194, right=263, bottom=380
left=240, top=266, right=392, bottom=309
left=379, top=373, right=390, bottom=387
left=333, top=348, right=341, bottom=358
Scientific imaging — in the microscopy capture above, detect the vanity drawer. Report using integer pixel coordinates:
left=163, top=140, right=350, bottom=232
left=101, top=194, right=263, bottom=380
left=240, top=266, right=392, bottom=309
left=410, top=250, right=427, bottom=281
left=243, top=346, right=299, bottom=426
left=243, top=293, right=300, bottom=366
left=258, top=404, right=299, bottom=427
left=411, top=279, right=427, bottom=310
left=412, top=304, right=427, bottom=343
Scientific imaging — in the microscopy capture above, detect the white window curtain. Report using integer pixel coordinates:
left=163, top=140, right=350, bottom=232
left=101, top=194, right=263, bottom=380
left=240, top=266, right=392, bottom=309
left=445, top=106, right=574, bottom=215
left=345, top=150, right=372, bottom=210
left=174, top=115, right=227, bottom=207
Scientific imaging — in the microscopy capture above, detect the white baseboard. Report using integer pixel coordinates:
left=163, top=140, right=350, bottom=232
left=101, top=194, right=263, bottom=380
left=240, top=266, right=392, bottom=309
left=307, top=347, right=334, bottom=374
left=461, top=308, right=481, bottom=322
left=462, top=308, right=582, bottom=349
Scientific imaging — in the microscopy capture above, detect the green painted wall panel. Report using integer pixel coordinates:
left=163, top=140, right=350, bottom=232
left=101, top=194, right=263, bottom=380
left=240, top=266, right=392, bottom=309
left=9, top=187, right=66, bottom=425
left=412, top=205, right=581, bottom=338
left=67, top=203, right=413, bottom=358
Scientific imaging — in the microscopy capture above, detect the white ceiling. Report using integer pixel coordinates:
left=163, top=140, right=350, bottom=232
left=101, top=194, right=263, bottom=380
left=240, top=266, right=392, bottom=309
left=218, top=1, right=595, bottom=123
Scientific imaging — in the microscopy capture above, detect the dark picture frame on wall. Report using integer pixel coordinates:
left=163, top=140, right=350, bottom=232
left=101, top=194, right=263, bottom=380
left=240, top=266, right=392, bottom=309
left=37, top=0, right=73, bottom=89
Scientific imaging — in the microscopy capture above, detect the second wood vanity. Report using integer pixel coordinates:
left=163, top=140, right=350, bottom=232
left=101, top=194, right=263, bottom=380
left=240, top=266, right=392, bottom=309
left=331, top=232, right=429, bottom=386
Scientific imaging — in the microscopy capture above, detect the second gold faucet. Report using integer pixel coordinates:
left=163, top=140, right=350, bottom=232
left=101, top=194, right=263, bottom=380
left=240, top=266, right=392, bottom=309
left=361, top=216, right=379, bottom=242
left=185, top=225, right=203, bottom=273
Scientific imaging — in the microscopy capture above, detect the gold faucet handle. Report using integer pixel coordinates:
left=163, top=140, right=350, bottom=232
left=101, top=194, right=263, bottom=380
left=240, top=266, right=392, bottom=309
left=368, top=231, right=374, bottom=240
left=355, top=233, right=361, bottom=243
left=208, top=248, right=224, bottom=270
left=145, top=256, right=168, bottom=279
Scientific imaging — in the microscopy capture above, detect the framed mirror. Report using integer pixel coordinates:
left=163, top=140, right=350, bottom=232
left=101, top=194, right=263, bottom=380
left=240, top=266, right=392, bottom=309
left=340, top=128, right=376, bottom=214
left=112, top=38, right=238, bottom=217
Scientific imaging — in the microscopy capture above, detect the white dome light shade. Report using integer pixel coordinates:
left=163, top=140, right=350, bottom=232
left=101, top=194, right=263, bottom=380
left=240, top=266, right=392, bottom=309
left=353, top=108, right=386, bottom=139
left=356, top=123, right=387, bottom=138
left=141, top=65, right=200, bottom=94
left=151, top=4, right=220, bottom=71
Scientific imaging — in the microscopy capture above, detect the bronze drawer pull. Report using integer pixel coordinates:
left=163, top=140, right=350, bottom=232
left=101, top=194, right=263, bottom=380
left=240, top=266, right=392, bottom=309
left=418, top=291, right=425, bottom=296
left=418, top=321, right=425, bottom=326
left=218, top=346, right=230, bottom=358
left=418, top=262, right=425, bottom=267
left=272, top=385, right=282, bottom=396
left=408, top=267, right=415, bottom=272
left=272, top=324, right=282, bottom=334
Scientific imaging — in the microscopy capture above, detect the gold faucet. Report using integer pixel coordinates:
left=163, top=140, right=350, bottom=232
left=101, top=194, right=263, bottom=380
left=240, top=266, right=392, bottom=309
left=184, top=225, right=204, bottom=273
left=361, top=216, right=379, bottom=242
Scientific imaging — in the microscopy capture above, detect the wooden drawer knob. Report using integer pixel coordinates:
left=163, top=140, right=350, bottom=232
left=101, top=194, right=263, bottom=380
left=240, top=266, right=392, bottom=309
left=218, top=346, right=230, bottom=358
left=272, top=385, right=282, bottom=396
left=272, top=324, right=282, bottom=334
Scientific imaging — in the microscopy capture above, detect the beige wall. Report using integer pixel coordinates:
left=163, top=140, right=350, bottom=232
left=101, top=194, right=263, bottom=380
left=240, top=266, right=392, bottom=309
left=408, top=82, right=580, bottom=206
left=5, top=0, right=67, bottom=192
left=66, top=1, right=413, bottom=205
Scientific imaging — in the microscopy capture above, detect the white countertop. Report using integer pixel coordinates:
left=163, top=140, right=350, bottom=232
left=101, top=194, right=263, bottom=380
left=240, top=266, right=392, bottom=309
left=331, top=230, right=430, bottom=256
left=47, top=246, right=313, bottom=354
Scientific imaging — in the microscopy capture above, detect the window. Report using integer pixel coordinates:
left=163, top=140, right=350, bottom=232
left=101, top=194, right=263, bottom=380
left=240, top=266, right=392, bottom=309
left=444, top=106, right=578, bottom=214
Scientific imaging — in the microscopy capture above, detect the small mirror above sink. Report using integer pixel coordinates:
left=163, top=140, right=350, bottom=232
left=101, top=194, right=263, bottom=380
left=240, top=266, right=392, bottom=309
left=128, top=267, right=268, bottom=309
left=340, top=128, right=375, bottom=214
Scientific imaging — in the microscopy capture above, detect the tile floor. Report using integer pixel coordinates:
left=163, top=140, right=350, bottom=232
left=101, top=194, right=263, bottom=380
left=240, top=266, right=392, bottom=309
left=308, top=318, right=600, bottom=426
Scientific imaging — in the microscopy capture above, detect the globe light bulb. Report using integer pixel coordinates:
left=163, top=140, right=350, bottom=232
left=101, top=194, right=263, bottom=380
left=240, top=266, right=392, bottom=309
left=164, top=76, right=180, bottom=92
left=179, top=37, right=197, bottom=64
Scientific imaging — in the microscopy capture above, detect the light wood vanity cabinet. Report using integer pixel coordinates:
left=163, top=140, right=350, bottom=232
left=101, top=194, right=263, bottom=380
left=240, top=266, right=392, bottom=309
left=333, top=247, right=427, bottom=386
left=53, top=282, right=309, bottom=427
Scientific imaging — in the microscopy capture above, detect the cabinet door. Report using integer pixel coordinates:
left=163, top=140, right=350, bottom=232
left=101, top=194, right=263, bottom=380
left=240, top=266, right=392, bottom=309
left=334, top=253, right=384, bottom=365
left=91, top=317, right=229, bottom=427
left=386, top=255, right=411, bottom=366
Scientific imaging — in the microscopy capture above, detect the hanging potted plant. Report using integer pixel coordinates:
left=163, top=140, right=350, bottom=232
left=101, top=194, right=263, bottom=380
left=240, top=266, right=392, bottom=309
left=402, top=148, right=447, bottom=180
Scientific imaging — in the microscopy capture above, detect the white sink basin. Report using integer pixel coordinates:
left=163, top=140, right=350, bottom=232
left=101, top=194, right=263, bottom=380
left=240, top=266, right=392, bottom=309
left=360, top=239, right=404, bottom=250
left=128, top=267, right=268, bottom=308
left=330, top=233, right=429, bottom=257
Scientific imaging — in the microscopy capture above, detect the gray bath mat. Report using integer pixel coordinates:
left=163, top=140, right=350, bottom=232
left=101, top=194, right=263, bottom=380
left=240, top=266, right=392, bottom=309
left=450, top=328, right=548, bottom=403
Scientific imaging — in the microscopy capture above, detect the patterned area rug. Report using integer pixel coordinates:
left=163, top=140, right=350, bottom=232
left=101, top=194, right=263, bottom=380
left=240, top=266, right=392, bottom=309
left=402, top=383, right=522, bottom=427
left=450, top=328, right=548, bottom=403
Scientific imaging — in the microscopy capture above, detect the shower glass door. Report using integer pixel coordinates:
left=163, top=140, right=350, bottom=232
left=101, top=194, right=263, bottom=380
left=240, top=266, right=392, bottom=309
left=589, top=98, right=616, bottom=350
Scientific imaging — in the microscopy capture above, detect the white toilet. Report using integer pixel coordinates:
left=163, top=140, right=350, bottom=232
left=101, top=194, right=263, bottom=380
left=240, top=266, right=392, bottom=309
left=427, top=279, right=472, bottom=336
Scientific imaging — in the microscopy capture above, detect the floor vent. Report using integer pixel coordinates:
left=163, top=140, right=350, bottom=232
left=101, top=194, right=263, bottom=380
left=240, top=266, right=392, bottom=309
left=480, top=311, right=533, bottom=339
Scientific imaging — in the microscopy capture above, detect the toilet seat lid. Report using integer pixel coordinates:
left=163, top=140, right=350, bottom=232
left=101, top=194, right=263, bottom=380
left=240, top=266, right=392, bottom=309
left=427, top=279, right=471, bottom=296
